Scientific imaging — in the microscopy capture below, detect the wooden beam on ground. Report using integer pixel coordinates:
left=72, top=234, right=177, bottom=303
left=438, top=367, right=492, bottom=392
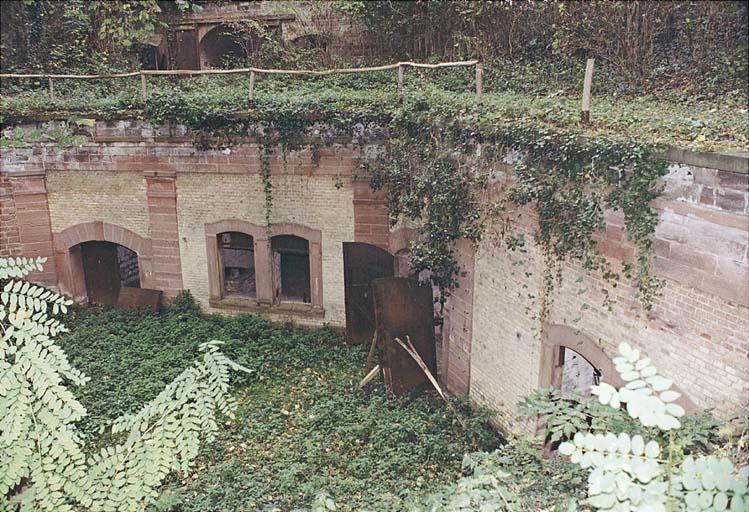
left=394, top=336, right=447, bottom=401
left=358, top=364, right=381, bottom=389
left=365, top=329, right=378, bottom=372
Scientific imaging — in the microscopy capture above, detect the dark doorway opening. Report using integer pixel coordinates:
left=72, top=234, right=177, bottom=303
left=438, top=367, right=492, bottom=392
left=272, top=235, right=311, bottom=303
left=559, top=346, right=600, bottom=396
left=200, top=24, right=251, bottom=68
left=343, top=242, right=394, bottom=344
left=79, top=241, right=140, bottom=306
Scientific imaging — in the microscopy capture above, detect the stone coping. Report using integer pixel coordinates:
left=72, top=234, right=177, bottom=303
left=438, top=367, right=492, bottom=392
left=665, top=147, right=748, bottom=174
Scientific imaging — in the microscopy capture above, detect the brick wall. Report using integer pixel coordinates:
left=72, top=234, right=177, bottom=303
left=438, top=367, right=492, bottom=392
left=0, top=121, right=381, bottom=327
left=47, top=171, right=150, bottom=237
left=1, top=120, right=746, bottom=422
left=441, top=154, right=749, bottom=430
left=0, top=172, right=21, bottom=258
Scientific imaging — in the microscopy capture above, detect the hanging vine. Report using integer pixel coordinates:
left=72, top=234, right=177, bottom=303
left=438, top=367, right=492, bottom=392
left=259, top=133, right=274, bottom=236
left=140, top=83, right=669, bottom=315
left=366, top=98, right=668, bottom=312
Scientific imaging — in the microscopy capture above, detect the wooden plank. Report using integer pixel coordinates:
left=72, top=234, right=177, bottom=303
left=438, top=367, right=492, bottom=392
left=358, top=364, right=381, bottom=389
left=475, top=63, right=483, bottom=104
left=394, top=336, right=446, bottom=400
left=372, top=277, right=436, bottom=395
left=581, top=58, right=595, bottom=125
left=140, top=73, right=147, bottom=102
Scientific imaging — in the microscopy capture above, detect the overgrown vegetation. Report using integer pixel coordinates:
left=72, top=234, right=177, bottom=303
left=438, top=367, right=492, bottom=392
left=0, top=259, right=248, bottom=512
left=3, top=276, right=740, bottom=511
left=55, top=293, right=503, bottom=511
left=558, top=343, right=749, bottom=511
left=4, top=66, right=741, bottom=315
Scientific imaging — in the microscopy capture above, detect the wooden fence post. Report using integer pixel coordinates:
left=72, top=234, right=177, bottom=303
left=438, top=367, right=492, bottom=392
left=581, top=58, right=595, bottom=125
left=140, top=72, right=148, bottom=103
left=475, top=63, right=483, bottom=104
left=397, top=64, right=404, bottom=97
left=248, top=71, right=255, bottom=103
left=48, top=77, right=55, bottom=101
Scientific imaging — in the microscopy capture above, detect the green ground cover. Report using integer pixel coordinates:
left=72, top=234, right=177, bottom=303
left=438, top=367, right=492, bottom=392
left=47, top=294, right=736, bottom=511
left=56, top=294, right=509, bottom=511
left=2, top=66, right=746, bottom=152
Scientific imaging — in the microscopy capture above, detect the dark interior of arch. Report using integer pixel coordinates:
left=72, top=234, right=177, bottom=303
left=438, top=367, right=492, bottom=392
left=200, top=24, right=249, bottom=68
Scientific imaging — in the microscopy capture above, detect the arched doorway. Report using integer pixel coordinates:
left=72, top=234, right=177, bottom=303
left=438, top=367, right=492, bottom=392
left=343, top=242, right=394, bottom=344
left=54, top=222, right=154, bottom=304
left=199, top=24, right=253, bottom=68
left=78, top=241, right=140, bottom=306
left=560, top=347, right=600, bottom=396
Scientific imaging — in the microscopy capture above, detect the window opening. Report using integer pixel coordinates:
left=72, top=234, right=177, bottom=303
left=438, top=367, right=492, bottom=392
left=271, top=235, right=310, bottom=303
left=219, top=232, right=256, bottom=297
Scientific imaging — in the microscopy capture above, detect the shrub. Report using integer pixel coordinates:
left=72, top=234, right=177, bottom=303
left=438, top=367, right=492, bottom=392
left=0, top=257, right=248, bottom=511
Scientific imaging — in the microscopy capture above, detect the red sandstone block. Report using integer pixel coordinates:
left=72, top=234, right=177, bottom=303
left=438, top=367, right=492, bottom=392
left=653, top=256, right=705, bottom=290
left=153, top=255, right=181, bottom=265
left=14, top=214, right=51, bottom=229
left=715, top=189, right=746, bottom=212
left=597, top=238, right=635, bottom=262
left=154, top=264, right=182, bottom=275
left=19, top=241, right=54, bottom=257
left=356, top=214, right=389, bottom=225
left=653, top=238, right=671, bottom=258
left=717, top=170, right=749, bottom=190
left=700, top=272, right=749, bottom=307
left=147, top=196, right=177, bottom=207
left=668, top=244, right=717, bottom=272
left=147, top=206, right=177, bottom=215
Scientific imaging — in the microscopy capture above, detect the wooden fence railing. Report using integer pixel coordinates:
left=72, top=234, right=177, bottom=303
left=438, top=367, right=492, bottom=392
left=0, top=60, right=484, bottom=104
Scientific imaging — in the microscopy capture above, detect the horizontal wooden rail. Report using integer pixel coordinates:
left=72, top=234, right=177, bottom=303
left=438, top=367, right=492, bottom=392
left=0, top=60, right=483, bottom=104
left=0, top=60, right=479, bottom=79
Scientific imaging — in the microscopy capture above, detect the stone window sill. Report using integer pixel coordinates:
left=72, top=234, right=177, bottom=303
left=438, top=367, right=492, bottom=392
left=209, top=296, right=325, bottom=318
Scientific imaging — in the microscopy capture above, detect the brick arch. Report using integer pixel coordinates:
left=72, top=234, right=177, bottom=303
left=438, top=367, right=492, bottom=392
left=205, top=219, right=266, bottom=240
left=55, top=221, right=151, bottom=256
left=539, top=323, right=695, bottom=413
left=53, top=221, right=154, bottom=300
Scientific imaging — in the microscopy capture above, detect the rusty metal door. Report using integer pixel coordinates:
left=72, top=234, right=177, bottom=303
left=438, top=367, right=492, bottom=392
left=175, top=29, right=199, bottom=70
left=372, top=277, right=436, bottom=394
left=81, top=242, right=120, bottom=306
left=343, top=243, right=394, bottom=344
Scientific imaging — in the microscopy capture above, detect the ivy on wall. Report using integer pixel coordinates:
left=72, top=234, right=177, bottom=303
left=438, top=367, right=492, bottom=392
left=365, top=98, right=668, bottom=311
left=6, top=82, right=669, bottom=316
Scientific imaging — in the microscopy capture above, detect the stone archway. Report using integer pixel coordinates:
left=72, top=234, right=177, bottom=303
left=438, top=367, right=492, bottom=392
left=53, top=221, right=154, bottom=301
left=198, top=23, right=252, bottom=69
left=539, top=323, right=695, bottom=413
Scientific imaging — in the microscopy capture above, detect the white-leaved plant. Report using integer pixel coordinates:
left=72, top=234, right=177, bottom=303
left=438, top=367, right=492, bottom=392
left=559, top=342, right=749, bottom=512
left=0, top=257, right=250, bottom=511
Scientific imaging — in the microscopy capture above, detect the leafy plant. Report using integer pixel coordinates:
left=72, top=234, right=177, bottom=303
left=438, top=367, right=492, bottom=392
left=520, top=387, right=721, bottom=466
left=0, top=257, right=249, bottom=511
left=558, top=343, right=749, bottom=511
